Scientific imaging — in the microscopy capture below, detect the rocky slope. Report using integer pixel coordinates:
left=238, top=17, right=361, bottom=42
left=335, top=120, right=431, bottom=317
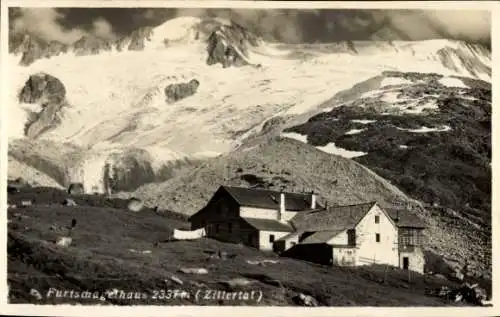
left=282, top=71, right=491, bottom=224
left=279, top=71, right=492, bottom=278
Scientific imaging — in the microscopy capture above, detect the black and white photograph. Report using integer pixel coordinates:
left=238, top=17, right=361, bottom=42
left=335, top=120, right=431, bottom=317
left=2, top=0, right=495, bottom=312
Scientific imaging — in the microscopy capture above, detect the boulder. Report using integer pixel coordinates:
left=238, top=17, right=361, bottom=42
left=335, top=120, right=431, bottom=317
left=179, top=268, right=209, bottom=275
left=225, top=278, right=253, bottom=288
left=55, top=236, right=72, bottom=247
left=453, top=270, right=465, bottom=281
left=169, top=275, right=184, bottom=285
left=63, top=198, right=77, bottom=206
left=437, top=282, right=489, bottom=306
left=127, top=197, right=144, bottom=212
left=20, top=200, right=32, bottom=207
left=164, top=79, right=200, bottom=103
left=293, top=293, right=319, bottom=307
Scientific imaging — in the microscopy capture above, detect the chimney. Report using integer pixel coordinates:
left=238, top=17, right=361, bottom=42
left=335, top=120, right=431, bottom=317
left=311, top=190, right=317, bottom=209
left=279, top=190, right=286, bottom=221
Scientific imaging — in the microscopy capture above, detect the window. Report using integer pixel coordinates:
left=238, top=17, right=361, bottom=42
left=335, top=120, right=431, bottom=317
left=375, top=215, right=380, bottom=224
left=215, top=224, right=220, bottom=233
left=247, top=234, right=253, bottom=244
left=228, top=223, right=232, bottom=233
left=269, top=234, right=275, bottom=243
left=347, top=229, right=356, bottom=246
left=375, top=233, right=380, bottom=242
left=400, top=229, right=423, bottom=247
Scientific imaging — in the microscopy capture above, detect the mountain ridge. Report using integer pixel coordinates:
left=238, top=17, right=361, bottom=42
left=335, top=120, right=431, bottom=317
left=9, top=16, right=491, bottom=81
left=9, top=17, right=263, bottom=67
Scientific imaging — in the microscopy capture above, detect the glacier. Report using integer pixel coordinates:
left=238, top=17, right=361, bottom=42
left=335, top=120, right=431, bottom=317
left=8, top=17, right=492, bottom=194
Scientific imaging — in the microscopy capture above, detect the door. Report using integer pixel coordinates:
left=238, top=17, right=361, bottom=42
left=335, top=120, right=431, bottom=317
left=403, top=257, right=409, bottom=270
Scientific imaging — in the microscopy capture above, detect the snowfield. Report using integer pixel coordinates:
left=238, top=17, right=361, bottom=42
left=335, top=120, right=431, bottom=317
left=439, top=77, right=469, bottom=89
left=280, top=132, right=368, bottom=158
left=7, top=18, right=492, bottom=192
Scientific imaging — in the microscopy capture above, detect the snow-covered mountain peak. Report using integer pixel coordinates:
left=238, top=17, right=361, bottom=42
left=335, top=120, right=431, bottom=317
left=145, top=16, right=206, bottom=48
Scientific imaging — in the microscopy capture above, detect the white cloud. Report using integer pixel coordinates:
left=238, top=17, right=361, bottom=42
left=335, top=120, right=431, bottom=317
left=92, top=17, right=117, bottom=40
left=11, top=8, right=116, bottom=44
left=142, top=9, right=155, bottom=20
left=424, top=10, right=491, bottom=41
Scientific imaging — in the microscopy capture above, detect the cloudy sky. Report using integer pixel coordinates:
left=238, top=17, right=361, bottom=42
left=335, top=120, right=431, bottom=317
left=8, top=7, right=491, bottom=47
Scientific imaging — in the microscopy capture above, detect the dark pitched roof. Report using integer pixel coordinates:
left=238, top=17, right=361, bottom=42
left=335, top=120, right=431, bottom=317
left=242, top=217, right=294, bottom=232
left=291, top=202, right=377, bottom=231
left=299, top=229, right=345, bottom=244
left=222, top=185, right=320, bottom=211
left=386, top=208, right=427, bottom=228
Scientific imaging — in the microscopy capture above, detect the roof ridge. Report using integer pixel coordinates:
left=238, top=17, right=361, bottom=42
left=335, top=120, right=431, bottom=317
left=222, top=185, right=313, bottom=196
left=327, top=201, right=377, bottom=208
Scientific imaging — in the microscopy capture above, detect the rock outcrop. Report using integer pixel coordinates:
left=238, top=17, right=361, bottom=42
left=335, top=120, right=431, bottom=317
left=164, top=79, right=200, bottom=103
left=72, top=36, right=113, bottom=56
left=19, top=73, right=68, bottom=139
left=116, top=26, right=154, bottom=51
left=11, top=34, right=68, bottom=66
left=206, top=22, right=261, bottom=68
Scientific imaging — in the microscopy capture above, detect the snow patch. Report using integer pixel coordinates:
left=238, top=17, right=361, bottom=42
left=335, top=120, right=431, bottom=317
left=351, top=119, right=377, bottom=124
left=280, top=132, right=308, bottom=143
left=380, top=77, right=413, bottom=87
left=145, top=16, right=203, bottom=49
left=316, top=143, right=368, bottom=158
left=403, top=100, right=439, bottom=114
left=345, top=128, right=366, bottom=135
left=381, top=91, right=401, bottom=103
left=438, top=77, right=468, bottom=89
left=397, top=125, right=451, bottom=133
left=399, top=145, right=409, bottom=149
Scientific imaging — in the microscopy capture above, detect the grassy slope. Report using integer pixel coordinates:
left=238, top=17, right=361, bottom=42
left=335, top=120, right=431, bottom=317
left=8, top=188, right=466, bottom=306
